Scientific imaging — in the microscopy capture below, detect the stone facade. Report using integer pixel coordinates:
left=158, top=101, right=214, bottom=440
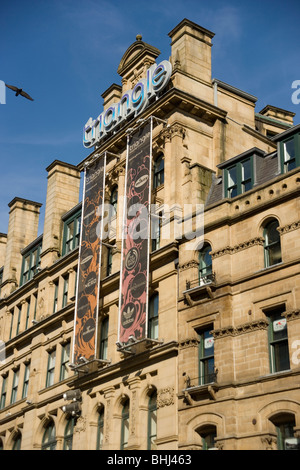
left=0, top=19, right=299, bottom=451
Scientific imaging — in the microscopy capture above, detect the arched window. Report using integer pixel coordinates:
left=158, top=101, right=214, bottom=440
left=148, top=293, right=159, bottom=340
left=196, top=425, right=217, bottom=450
left=12, top=432, right=22, bottom=450
left=198, top=243, right=212, bottom=283
left=97, top=408, right=104, bottom=450
left=120, top=399, right=130, bottom=450
left=271, top=413, right=299, bottom=450
left=153, top=154, right=164, bottom=189
left=263, top=219, right=282, bottom=268
left=147, top=390, right=157, bottom=450
left=63, top=417, right=75, bottom=450
left=42, top=420, right=56, bottom=450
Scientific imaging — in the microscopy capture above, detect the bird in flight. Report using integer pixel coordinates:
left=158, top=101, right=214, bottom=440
left=5, top=84, right=34, bottom=101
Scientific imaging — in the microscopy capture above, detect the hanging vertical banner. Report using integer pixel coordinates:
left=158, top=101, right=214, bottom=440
left=118, top=120, right=152, bottom=344
left=73, top=154, right=106, bottom=364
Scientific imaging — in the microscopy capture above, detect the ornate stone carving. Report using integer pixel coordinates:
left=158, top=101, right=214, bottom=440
left=212, top=319, right=269, bottom=339
left=211, top=237, right=264, bottom=259
left=74, top=415, right=86, bottom=434
left=278, top=220, right=300, bottom=235
left=283, top=309, right=300, bottom=322
left=157, top=387, right=175, bottom=408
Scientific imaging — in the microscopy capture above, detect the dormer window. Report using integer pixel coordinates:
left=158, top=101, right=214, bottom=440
left=20, top=236, right=43, bottom=286
left=274, top=124, right=300, bottom=174
left=224, top=157, right=253, bottom=198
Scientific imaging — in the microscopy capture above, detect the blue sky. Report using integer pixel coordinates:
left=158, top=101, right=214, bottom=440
left=1, top=0, right=300, bottom=235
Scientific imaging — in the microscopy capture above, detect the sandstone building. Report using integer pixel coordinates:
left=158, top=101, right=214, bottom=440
left=0, top=19, right=299, bottom=451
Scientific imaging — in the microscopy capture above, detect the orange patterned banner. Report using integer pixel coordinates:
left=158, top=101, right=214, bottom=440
left=72, top=154, right=106, bottom=364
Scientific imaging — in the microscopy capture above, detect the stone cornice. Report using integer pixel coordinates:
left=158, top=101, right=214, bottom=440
left=283, top=309, right=300, bottom=322
left=211, top=237, right=264, bottom=259
left=212, top=319, right=269, bottom=339
left=278, top=220, right=300, bottom=235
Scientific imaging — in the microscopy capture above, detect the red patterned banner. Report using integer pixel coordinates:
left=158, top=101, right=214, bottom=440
left=72, top=154, right=106, bottom=364
left=118, top=121, right=152, bottom=344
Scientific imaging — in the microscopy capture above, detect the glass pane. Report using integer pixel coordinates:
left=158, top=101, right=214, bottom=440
left=284, top=139, right=295, bottom=161
left=274, top=341, right=290, bottom=372
left=199, top=246, right=212, bottom=276
left=203, top=331, right=214, bottom=357
left=242, top=159, right=251, bottom=181
left=267, top=243, right=282, bottom=266
left=228, top=166, right=237, bottom=186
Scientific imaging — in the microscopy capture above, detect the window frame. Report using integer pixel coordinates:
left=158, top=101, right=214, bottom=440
left=148, top=293, right=159, bottom=340
left=153, top=154, right=164, bottom=189
left=147, top=391, right=157, bottom=450
left=198, top=328, right=215, bottom=385
left=42, top=421, right=56, bottom=450
left=267, top=306, right=290, bottom=374
left=224, top=156, right=254, bottom=198
left=46, top=349, right=56, bottom=388
left=20, top=239, right=42, bottom=286
left=22, top=363, right=30, bottom=399
left=97, top=408, right=105, bottom=450
left=60, top=342, right=70, bottom=382
left=263, top=219, right=282, bottom=268
left=279, top=132, right=300, bottom=174
left=62, top=210, right=81, bottom=256
left=10, top=368, right=20, bottom=404
left=120, top=399, right=130, bottom=450
left=99, top=316, right=109, bottom=360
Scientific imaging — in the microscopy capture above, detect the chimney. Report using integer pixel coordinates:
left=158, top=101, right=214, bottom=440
left=41, top=160, right=81, bottom=267
left=1, top=198, right=42, bottom=295
left=0, top=233, right=7, bottom=268
left=168, top=18, right=214, bottom=85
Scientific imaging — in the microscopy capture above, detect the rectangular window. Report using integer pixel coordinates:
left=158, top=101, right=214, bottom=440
left=20, top=240, right=42, bottom=286
left=198, top=328, right=215, bottom=385
left=0, top=267, right=3, bottom=297
left=280, top=132, right=300, bottom=173
left=225, top=157, right=253, bottom=198
left=62, top=275, right=69, bottom=308
left=11, top=368, right=20, bottom=404
left=53, top=280, right=59, bottom=313
left=60, top=342, right=70, bottom=381
left=267, top=306, right=290, bottom=373
left=106, top=248, right=113, bottom=277
left=16, top=305, right=22, bottom=336
left=25, top=298, right=31, bottom=330
left=46, top=350, right=56, bottom=387
left=22, top=363, right=30, bottom=399
left=9, top=309, right=14, bottom=339
left=0, top=375, right=7, bottom=409
left=62, top=211, right=81, bottom=255
left=99, top=317, right=109, bottom=360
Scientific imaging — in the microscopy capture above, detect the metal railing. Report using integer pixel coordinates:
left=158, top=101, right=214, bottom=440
left=186, top=272, right=216, bottom=291
left=183, top=372, right=217, bottom=389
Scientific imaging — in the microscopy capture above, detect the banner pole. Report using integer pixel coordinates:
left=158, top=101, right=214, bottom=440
left=117, top=135, right=130, bottom=345
left=145, top=116, right=153, bottom=339
left=94, top=152, right=107, bottom=359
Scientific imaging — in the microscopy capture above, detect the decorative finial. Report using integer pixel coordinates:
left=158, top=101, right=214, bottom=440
left=136, top=34, right=142, bottom=41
